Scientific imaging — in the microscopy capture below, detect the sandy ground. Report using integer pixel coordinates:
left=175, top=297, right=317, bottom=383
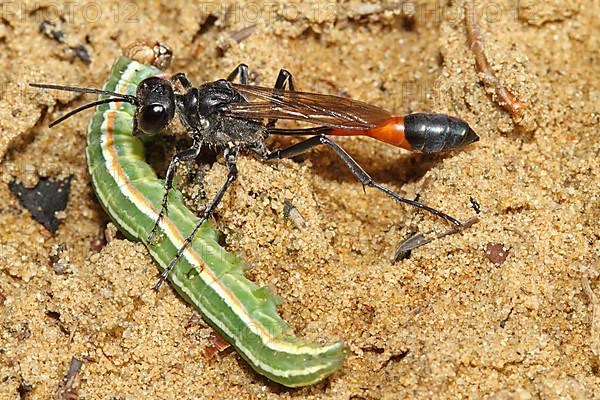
left=1, top=1, right=599, bottom=399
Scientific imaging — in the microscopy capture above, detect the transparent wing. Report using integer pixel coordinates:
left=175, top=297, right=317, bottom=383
left=226, top=83, right=391, bottom=129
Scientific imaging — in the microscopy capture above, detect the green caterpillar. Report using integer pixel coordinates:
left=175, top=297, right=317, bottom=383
left=79, top=48, right=346, bottom=386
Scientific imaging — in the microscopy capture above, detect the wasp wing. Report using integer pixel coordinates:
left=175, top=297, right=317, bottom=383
left=226, top=83, right=392, bottom=130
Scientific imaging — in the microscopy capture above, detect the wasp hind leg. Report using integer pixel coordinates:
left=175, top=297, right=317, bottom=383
left=254, top=135, right=475, bottom=260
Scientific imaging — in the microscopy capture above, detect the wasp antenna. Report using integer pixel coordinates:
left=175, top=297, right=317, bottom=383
left=30, top=83, right=139, bottom=127
left=48, top=97, right=134, bottom=127
left=29, top=83, right=138, bottom=103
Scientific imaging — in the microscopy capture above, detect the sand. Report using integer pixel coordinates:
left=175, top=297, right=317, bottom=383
left=1, top=1, right=598, bottom=398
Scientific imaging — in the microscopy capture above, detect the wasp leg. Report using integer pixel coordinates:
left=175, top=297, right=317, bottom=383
left=259, top=134, right=463, bottom=227
left=226, top=64, right=249, bottom=84
left=228, top=66, right=297, bottom=127
left=273, top=69, right=295, bottom=91
left=153, top=146, right=239, bottom=291
left=147, top=145, right=201, bottom=244
left=171, top=72, right=193, bottom=89
left=267, top=69, right=296, bottom=129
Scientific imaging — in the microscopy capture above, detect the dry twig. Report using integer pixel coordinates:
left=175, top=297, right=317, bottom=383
left=55, top=357, right=83, bottom=400
left=582, top=268, right=599, bottom=365
left=393, top=216, right=479, bottom=262
left=464, top=0, right=526, bottom=122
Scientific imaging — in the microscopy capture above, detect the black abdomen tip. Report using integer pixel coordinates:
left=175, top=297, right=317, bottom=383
left=404, top=113, right=479, bottom=153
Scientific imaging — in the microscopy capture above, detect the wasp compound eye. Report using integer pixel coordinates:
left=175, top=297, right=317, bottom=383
left=138, top=103, right=171, bottom=135
left=134, top=77, right=176, bottom=135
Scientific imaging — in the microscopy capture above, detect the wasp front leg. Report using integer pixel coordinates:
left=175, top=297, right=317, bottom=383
left=153, top=146, right=239, bottom=290
left=147, top=144, right=201, bottom=244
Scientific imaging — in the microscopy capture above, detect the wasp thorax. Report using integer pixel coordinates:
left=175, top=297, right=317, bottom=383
left=135, top=77, right=176, bottom=135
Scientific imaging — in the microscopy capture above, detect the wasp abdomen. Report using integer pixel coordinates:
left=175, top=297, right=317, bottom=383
left=404, top=113, right=479, bottom=153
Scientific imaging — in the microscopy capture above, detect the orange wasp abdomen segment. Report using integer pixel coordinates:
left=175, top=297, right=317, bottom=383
left=329, top=116, right=413, bottom=150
